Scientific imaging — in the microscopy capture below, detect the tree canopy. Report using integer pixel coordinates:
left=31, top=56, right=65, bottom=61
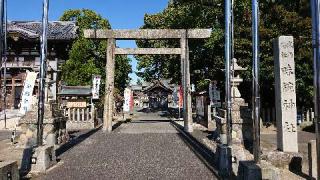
left=136, top=0, right=313, bottom=108
left=60, top=9, right=132, bottom=93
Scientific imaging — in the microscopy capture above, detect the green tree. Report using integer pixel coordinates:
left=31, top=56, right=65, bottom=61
left=60, top=9, right=132, bottom=93
left=137, top=0, right=313, bottom=109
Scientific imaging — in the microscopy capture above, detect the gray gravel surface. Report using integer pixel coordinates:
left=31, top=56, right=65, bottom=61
left=0, top=131, right=11, bottom=141
left=0, top=130, right=17, bottom=141
left=39, top=114, right=217, bottom=180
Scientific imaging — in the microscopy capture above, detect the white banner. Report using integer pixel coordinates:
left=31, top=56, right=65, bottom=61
left=123, top=88, right=131, bottom=112
left=92, top=75, right=101, bottom=99
left=20, top=71, right=38, bottom=114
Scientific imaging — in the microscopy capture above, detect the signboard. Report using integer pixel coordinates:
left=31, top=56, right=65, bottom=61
left=214, top=90, right=221, bottom=101
left=196, top=96, right=205, bottom=117
left=92, top=75, right=101, bottom=99
left=191, top=84, right=195, bottom=92
left=212, top=102, right=222, bottom=108
left=20, top=71, right=38, bottom=114
left=172, top=87, right=178, bottom=107
left=179, top=85, right=183, bottom=108
left=123, top=88, right=132, bottom=112
left=130, top=90, right=134, bottom=112
left=209, top=82, right=213, bottom=103
left=67, top=100, right=87, bottom=108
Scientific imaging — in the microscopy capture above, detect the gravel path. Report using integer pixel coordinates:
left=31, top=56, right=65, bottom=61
left=0, top=131, right=11, bottom=141
left=39, top=113, right=217, bottom=180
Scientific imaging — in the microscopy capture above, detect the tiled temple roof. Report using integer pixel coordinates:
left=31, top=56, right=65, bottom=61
left=8, top=21, right=78, bottom=40
left=143, top=80, right=173, bottom=93
left=58, top=86, right=92, bottom=96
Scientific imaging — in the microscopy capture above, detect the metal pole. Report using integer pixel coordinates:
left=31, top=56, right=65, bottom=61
left=231, top=0, right=234, bottom=60
left=252, top=0, right=261, bottom=164
left=37, top=0, right=49, bottom=146
left=0, top=0, right=4, bottom=128
left=311, top=0, right=320, bottom=178
left=3, top=0, right=7, bottom=129
left=225, top=0, right=232, bottom=146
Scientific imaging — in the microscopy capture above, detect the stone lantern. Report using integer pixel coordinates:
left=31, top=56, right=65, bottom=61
left=231, top=58, right=247, bottom=99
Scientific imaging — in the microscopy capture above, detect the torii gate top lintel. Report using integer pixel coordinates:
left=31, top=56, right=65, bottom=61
left=84, top=29, right=212, bottom=40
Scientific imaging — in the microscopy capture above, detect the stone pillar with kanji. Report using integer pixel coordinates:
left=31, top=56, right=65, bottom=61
left=274, top=36, right=298, bottom=153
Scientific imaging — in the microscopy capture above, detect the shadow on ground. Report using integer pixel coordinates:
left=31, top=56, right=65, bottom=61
left=170, top=120, right=221, bottom=178
left=56, top=127, right=101, bottom=157
left=302, top=123, right=315, bottom=133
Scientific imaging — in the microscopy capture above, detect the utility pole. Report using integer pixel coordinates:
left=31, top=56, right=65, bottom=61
left=252, top=0, right=261, bottom=164
left=0, top=0, right=5, bottom=128
left=310, top=0, right=320, bottom=178
left=3, top=0, right=7, bottom=129
left=37, top=0, right=49, bottom=146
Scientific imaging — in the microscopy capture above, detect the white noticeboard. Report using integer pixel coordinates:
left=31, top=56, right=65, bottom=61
left=20, top=71, right=38, bottom=114
left=209, top=82, right=213, bottom=103
left=123, top=88, right=131, bottom=112
left=92, top=75, right=101, bottom=99
left=173, top=87, right=178, bottom=105
left=196, top=96, right=205, bottom=117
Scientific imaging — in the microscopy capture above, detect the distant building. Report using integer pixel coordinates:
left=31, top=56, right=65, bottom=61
left=0, top=21, right=77, bottom=110
left=130, top=79, right=179, bottom=110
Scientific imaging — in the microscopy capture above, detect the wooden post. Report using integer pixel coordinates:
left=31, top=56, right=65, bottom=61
left=68, top=108, right=71, bottom=121
left=181, top=30, right=193, bottom=132
left=86, top=108, right=89, bottom=121
left=77, top=108, right=80, bottom=122
left=103, top=38, right=116, bottom=132
left=82, top=108, right=85, bottom=121
left=91, top=104, right=95, bottom=122
left=72, top=108, right=75, bottom=121
left=307, top=109, right=311, bottom=122
left=11, top=77, right=15, bottom=109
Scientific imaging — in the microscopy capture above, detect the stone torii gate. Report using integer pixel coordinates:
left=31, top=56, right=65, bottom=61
left=84, top=29, right=211, bottom=133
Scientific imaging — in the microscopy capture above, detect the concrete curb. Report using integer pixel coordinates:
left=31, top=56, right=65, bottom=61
left=170, top=120, right=222, bottom=179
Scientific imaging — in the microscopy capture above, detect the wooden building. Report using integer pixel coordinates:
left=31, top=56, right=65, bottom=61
left=0, top=21, right=77, bottom=110
left=130, top=79, right=178, bottom=110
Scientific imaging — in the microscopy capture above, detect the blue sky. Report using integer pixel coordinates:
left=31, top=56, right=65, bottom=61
left=8, top=0, right=169, bottom=84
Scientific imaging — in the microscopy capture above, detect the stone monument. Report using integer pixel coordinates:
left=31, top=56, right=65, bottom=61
left=274, top=36, right=298, bottom=153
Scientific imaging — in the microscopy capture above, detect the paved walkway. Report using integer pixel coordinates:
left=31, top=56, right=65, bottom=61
left=39, top=111, right=216, bottom=180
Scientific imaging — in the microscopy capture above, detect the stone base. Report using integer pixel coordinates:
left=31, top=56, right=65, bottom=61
left=0, top=161, right=19, bottom=180
left=214, top=144, right=232, bottom=177
left=259, top=161, right=281, bottom=180
left=30, top=145, right=56, bottom=173
left=262, top=150, right=303, bottom=173
left=231, top=144, right=254, bottom=175
left=66, top=121, right=96, bottom=131
left=238, top=161, right=262, bottom=180
left=238, top=160, right=281, bottom=180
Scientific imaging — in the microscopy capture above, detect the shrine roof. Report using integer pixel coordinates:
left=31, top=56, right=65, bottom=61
left=58, top=86, right=91, bottom=96
left=131, top=85, right=143, bottom=91
left=8, top=21, right=78, bottom=40
left=143, top=80, right=173, bottom=93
